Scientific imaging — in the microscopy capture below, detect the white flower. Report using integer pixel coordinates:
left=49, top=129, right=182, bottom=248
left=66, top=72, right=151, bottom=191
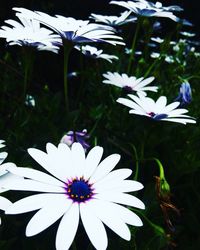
left=110, top=0, right=181, bottom=21
left=151, top=37, right=164, bottom=43
left=103, top=72, right=158, bottom=95
left=5, top=142, right=145, bottom=250
left=117, top=94, right=196, bottom=124
left=25, top=95, right=36, bottom=107
left=13, top=7, right=125, bottom=46
left=0, top=15, right=61, bottom=50
left=90, top=11, right=137, bottom=26
left=75, top=45, right=118, bottom=63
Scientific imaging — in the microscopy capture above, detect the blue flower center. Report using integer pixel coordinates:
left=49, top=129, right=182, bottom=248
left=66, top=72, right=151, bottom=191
left=66, top=178, right=93, bottom=202
left=148, top=112, right=168, bottom=120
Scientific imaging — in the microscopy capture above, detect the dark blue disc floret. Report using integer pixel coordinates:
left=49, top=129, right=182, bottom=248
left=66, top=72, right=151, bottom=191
left=66, top=178, right=94, bottom=202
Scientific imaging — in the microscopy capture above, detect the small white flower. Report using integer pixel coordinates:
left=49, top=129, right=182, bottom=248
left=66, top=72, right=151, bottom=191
left=0, top=15, right=61, bottom=50
left=110, top=0, right=181, bottom=21
left=75, top=45, right=118, bottom=63
left=103, top=72, right=158, bottom=95
left=90, top=11, right=137, bottom=26
left=13, top=7, right=125, bottom=46
left=5, top=142, right=144, bottom=250
left=151, top=37, right=164, bottom=43
left=117, top=94, right=196, bottom=124
left=25, top=95, right=36, bottom=107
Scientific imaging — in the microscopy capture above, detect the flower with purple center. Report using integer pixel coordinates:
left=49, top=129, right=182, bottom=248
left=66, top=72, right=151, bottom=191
left=117, top=93, right=196, bottom=124
left=60, top=129, right=90, bottom=150
left=4, top=142, right=145, bottom=250
left=0, top=15, right=61, bottom=52
left=12, top=7, right=125, bottom=46
left=103, top=72, right=158, bottom=95
left=175, top=81, right=192, bottom=106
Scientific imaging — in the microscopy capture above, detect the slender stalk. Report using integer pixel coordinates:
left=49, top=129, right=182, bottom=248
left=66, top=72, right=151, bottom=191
left=130, top=144, right=139, bottom=181
left=22, top=47, right=34, bottom=100
left=143, top=56, right=161, bottom=78
left=63, top=42, right=73, bottom=113
left=127, top=18, right=141, bottom=74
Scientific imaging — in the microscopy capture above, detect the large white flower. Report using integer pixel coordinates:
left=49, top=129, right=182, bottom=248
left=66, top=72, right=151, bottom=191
left=110, top=0, right=182, bottom=21
left=117, top=94, right=196, bottom=124
left=12, top=7, right=125, bottom=46
left=75, top=45, right=118, bottom=63
left=90, top=11, right=137, bottom=27
left=4, top=142, right=144, bottom=250
left=0, top=15, right=61, bottom=51
left=103, top=72, right=158, bottom=95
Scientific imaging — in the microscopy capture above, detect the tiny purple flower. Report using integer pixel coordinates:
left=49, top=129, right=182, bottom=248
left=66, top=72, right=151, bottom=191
left=60, top=129, right=90, bottom=150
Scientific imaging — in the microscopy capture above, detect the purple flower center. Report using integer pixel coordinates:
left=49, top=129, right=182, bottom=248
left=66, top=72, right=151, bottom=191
left=66, top=178, right=93, bottom=202
left=147, top=112, right=168, bottom=120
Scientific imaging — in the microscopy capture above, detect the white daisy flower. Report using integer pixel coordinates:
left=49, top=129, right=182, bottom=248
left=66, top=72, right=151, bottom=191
left=103, top=72, right=158, bottom=95
left=117, top=94, right=196, bottom=124
left=0, top=15, right=61, bottom=50
left=75, top=45, right=118, bottom=63
left=151, top=37, right=164, bottom=43
left=90, top=11, right=137, bottom=27
left=12, top=7, right=125, bottom=46
left=4, top=142, right=145, bottom=250
left=110, top=0, right=181, bottom=21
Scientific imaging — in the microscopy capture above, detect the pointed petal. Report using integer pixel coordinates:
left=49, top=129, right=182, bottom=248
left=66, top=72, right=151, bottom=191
left=88, top=199, right=131, bottom=240
left=83, top=146, right=104, bottom=180
left=56, top=203, right=79, bottom=250
left=26, top=195, right=72, bottom=236
left=95, top=192, right=145, bottom=209
left=89, top=154, right=120, bottom=183
left=80, top=203, right=108, bottom=250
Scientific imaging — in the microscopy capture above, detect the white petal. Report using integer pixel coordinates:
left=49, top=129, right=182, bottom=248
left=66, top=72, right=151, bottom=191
left=56, top=203, right=79, bottom=250
left=3, top=179, right=64, bottom=193
left=89, top=154, right=120, bottom=183
left=6, top=193, right=68, bottom=214
left=0, top=196, right=12, bottom=211
left=95, top=192, right=145, bottom=209
left=83, top=146, right=104, bottom=180
left=94, top=180, right=144, bottom=193
left=7, top=167, right=64, bottom=187
left=88, top=199, right=131, bottom=240
left=94, top=168, right=132, bottom=186
left=80, top=202, right=108, bottom=250
left=70, top=143, right=86, bottom=177
left=0, top=172, right=23, bottom=193
left=26, top=195, right=72, bottom=236
left=0, top=152, right=8, bottom=164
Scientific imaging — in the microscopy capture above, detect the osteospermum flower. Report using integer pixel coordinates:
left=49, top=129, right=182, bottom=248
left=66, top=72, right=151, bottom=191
left=103, top=72, right=158, bottom=95
left=75, top=45, right=118, bottom=63
left=175, top=82, right=192, bottom=106
left=4, top=142, right=144, bottom=250
left=110, top=0, right=182, bottom=21
left=90, top=11, right=137, bottom=27
left=117, top=94, right=196, bottom=124
left=13, top=7, right=125, bottom=46
left=60, top=129, right=90, bottom=150
left=0, top=15, right=61, bottom=51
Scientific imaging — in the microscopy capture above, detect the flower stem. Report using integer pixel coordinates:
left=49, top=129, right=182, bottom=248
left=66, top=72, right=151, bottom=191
left=22, top=47, right=34, bottom=101
left=63, top=42, right=72, bottom=113
left=127, top=18, right=141, bottom=74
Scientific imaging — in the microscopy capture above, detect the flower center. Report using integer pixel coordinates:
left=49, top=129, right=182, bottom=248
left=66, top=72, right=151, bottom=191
left=147, top=112, right=168, bottom=120
left=66, top=178, right=93, bottom=202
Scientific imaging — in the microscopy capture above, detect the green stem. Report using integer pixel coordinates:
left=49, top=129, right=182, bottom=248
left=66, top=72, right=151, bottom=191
left=143, top=56, right=161, bottom=78
left=63, top=42, right=72, bottom=113
left=127, top=18, right=141, bottom=74
left=130, top=144, right=139, bottom=180
left=22, top=47, right=34, bottom=100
